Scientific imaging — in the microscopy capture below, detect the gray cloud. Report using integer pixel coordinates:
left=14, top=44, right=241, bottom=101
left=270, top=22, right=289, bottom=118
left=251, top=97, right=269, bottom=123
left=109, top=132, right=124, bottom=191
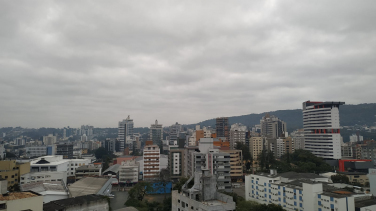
left=1, top=0, right=376, bottom=128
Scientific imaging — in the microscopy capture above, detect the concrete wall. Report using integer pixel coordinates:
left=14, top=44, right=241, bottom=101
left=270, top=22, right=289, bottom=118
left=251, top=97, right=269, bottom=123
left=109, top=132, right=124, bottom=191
left=41, top=191, right=69, bottom=203
left=4, top=195, right=43, bottom=211
left=65, top=198, right=109, bottom=211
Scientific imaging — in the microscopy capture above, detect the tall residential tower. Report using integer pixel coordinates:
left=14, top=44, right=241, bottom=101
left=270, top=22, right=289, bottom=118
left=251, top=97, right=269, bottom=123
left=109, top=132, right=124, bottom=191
left=302, top=101, right=345, bottom=159
left=118, top=116, right=134, bottom=152
left=216, top=117, right=229, bottom=141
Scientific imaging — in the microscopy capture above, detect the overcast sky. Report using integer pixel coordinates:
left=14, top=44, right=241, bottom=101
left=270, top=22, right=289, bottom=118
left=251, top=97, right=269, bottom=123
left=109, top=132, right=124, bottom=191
left=1, top=1, right=376, bottom=128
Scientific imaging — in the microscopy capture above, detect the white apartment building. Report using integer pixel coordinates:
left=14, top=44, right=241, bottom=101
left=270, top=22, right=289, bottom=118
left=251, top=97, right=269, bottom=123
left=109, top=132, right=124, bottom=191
left=30, top=155, right=91, bottom=178
left=26, top=146, right=48, bottom=157
left=302, top=101, right=345, bottom=159
left=350, top=134, right=363, bottom=143
left=143, top=144, right=160, bottom=180
left=230, top=123, right=247, bottom=149
left=20, top=171, right=67, bottom=185
left=291, top=129, right=305, bottom=150
left=119, top=159, right=139, bottom=184
left=149, top=120, right=163, bottom=144
left=245, top=170, right=366, bottom=211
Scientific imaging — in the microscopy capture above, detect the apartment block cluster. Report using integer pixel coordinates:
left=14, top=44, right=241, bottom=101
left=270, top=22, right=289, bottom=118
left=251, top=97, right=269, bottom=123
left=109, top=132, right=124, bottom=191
left=0, top=153, right=118, bottom=211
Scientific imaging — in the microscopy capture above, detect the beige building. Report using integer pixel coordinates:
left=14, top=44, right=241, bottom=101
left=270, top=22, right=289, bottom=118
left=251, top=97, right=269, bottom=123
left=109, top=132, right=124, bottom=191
left=143, top=142, right=160, bottom=180
left=250, top=137, right=265, bottom=161
left=0, top=179, right=43, bottom=211
left=342, top=172, right=369, bottom=186
left=220, top=149, right=243, bottom=180
left=0, top=160, right=30, bottom=187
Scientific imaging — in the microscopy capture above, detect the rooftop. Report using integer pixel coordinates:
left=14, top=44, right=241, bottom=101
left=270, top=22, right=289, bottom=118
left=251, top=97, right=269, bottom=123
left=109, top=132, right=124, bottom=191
left=21, top=181, right=67, bottom=193
left=355, top=198, right=376, bottom=208
left=103, top=164, right=120, bottom=174
left=76, top=165, right=101, bottom=170
left=0, top=191, right=39, bottom=201
left=43, top=194, right=104, bottom=211
left=68, top=177, right=110, bottom=197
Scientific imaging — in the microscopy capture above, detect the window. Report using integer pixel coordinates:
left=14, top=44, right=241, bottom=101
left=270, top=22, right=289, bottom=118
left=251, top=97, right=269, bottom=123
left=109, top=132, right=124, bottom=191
left=0, top=203, right=6, bottom=210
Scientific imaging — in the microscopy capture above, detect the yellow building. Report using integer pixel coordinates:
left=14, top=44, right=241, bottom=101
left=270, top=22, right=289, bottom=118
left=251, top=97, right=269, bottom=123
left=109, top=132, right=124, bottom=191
left=0, top=160, right=30, bottom=187
left=220, top=150, right=243, bottom=180
left=250, top=137, right=265, bottom=161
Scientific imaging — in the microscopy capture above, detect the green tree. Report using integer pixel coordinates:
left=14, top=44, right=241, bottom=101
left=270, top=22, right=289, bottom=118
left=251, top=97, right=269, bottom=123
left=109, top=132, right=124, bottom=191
left=127, top=181, right=153, bottom=201
left=235, top=142, right=252, bottom=162
left=331, top=174, right=349, bottom=183
left=94, top=147, right=109, bottom=160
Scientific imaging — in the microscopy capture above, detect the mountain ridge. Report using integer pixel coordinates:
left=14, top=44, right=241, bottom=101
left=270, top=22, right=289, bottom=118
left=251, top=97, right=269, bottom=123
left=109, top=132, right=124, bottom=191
left=183, top=103, right=376, bottom=133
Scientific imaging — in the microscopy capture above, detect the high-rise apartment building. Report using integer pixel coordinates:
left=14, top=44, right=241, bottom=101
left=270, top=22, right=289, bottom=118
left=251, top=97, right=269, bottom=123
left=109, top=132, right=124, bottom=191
left=260, top=114, right=287, bottom=138
left=79, top=125, right=94, bottom=136
left=168, top=122, right=181, bottom=145
left=56, top=144, right=73, bottom=159
left=143, top=142, right=160, bottom=180
left=302, top=101, right=345, bottom=159
left=43, top=134, right=57, bottom=146
left=168, top=149, right=186, bottom=181
left=216, top=117, right=229, bottom=141
left=149, top=120, right=163, bottom=145
left=291, top=129, right=305, bottom=150
left=250, top=136, right=266, bottom=161
left=187, top=138, right=232, bottom=192
left=229, top=123, right=247, bottom=149
left=118, top=116, right=134, bottom=152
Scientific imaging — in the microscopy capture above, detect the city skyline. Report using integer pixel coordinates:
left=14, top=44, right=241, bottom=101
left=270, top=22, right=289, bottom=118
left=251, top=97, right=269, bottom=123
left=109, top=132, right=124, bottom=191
left=1, top=1, right=376, bottom=128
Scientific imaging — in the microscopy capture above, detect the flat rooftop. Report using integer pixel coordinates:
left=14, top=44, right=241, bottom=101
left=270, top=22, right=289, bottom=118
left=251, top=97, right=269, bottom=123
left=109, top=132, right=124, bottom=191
left=68, top=177, right=110, bottom=197
left=0, top=192, right=39, bottom=200
left=21, top=181, right=67, bottom=193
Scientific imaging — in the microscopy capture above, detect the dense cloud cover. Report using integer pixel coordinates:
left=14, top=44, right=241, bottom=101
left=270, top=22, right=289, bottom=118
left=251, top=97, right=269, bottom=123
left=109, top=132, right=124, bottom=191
left=1, top=1, right=376, bottom=128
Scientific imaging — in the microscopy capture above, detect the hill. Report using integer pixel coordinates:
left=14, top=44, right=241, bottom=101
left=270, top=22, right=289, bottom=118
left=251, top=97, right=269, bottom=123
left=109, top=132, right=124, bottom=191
left=184, top=103, right=376, bottom=133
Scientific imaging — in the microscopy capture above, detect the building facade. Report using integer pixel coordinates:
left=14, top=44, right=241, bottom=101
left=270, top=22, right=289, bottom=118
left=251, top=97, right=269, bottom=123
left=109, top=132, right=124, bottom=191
left=302, top=101, right=345, bottom=159
left=216, top=117, right=229, bottom=141
left=43, top=134, right=57, bottom=146
left=143, top=143, right=160, bottom=180
left=229, top=123, right=247, bottom=149
left=172, top=169, right=236, bottom=211
left=26, top=146, right=48, bottom=157
left=169, top=149, right=186, bottom=181
left=119, top=159, right=139, bottom=184
left=56, top=144, right=73, bottom=159
left=245, top=170, right=360, bottom=211
left=260, top=114, right=287, bottom=138
left=149, top=120, right=163, bottom=145
left=0, top=160, right=30, bottom=187
left=118, top=116, right=134, bottom=152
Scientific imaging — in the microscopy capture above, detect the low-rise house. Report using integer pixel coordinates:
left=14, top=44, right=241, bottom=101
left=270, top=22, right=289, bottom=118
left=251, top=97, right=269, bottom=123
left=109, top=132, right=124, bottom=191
left=0, top=179, right=44, bottom=211
left=68, top=177, right=116, bottom=197
left=20, top=171, right=67, bottom=185
left=21, top=181, right=69, bottom=203
left=75, top=164, right=102, bottom=181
